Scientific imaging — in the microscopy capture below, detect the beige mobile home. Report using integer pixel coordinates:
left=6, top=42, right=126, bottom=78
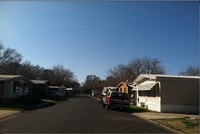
left=132, top=74, right=199, bottom=114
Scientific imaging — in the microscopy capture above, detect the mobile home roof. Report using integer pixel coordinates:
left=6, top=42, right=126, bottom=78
left=134, top=74, right=200, bottom=83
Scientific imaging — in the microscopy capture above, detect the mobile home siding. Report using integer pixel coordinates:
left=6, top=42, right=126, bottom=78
left=161, top=105, right=199, bottom=114
left=159, top=77, right=199, bottom=114
left=4, top=81, right=14, bottom=98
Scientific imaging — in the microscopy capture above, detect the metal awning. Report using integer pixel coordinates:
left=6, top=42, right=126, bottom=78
left=132, top=82, right=158, bottom=91
left=130, top=85, right=136, bottom=91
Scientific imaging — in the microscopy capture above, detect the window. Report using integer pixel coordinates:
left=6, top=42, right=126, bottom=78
left=13, top=82, right=20, bottom=93
left=108, top=92, right=111, bottom=97
left=23, top=83, right=29, bottom=95
left=139, top=91, right=146, bottom=96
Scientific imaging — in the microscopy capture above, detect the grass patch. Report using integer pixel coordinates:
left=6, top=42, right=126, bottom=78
left=153, top=117, right=199, bottom=133
left=183, top=117, right=199, bottom=128
left=41, top=99, right=56, bottom=103
left=128, top=105, right=149, bottom=113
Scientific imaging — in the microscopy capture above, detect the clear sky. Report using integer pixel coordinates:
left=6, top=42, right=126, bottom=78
left=0, top=1, right=199, bottom=83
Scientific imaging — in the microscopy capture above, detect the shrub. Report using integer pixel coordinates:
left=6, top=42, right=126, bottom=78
left=18, top=95, right=41, bottom=104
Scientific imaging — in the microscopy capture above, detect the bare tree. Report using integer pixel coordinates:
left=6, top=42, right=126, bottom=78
left=39, top=65, right=76, bottom=87
left=0, top=42, right=80, bottom=89
left=109, top=64, right=127, bottom=80
left=17, top=61, right=44, bottom=79
left=52, top=65, right=75, bottom=85
left=142, top=57, right=165, bottom=74
left=105, top=76, right=119, bottom=87
left=179, top=66, right=200, bottom=76
left=106, top=57, right=165, bottom=85
left=127, top=58, right=145, bottom=80
left=0, top=43, right=22, bottom=73
left=40, top=69, right=54, bottom=84
left=83, top=75, right=102, bottom=90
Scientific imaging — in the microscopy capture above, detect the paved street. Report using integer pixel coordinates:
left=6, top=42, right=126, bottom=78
left=0, top=95, right=172, bottom=133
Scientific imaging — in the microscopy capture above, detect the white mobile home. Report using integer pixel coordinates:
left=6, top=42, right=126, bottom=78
left=132, top=74, right=199, bottom=114
left=0, top=75, right=31, bottom=100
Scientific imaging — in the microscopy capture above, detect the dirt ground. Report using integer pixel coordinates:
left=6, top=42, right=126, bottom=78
left=0, top=110, right=22, bottom=122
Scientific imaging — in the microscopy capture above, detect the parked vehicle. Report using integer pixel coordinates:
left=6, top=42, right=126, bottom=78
left=65, top=88, right=74, bottom=97
left=101, top=91, right=130, bottom=111
left=99, top=87, right=117, bottom=104
left=91, top=89, right=98, bottom=97
left=48, top=91, right=62, bottom=99
left=101, top=87, right=117, bottom=96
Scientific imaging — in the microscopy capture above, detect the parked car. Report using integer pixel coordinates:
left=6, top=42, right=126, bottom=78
left=101, top=91, right=130, bottom=111
left=48, top=91, right=62, bottom=99
left=99, top=87, right=117, bottom=104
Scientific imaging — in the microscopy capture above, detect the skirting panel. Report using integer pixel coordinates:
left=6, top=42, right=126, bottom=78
left=161, top=104, right=199, bottom=114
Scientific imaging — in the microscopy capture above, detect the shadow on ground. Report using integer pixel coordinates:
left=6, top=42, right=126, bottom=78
left=0, top=99, right=57, bottom=111
left=106, top=107, right=149, bottom=113
left=126, top=107, right=149, bottom=113
left=70, top=94, right=92, bottom=99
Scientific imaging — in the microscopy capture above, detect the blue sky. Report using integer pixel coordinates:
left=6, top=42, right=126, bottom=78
left=0, top=1, right=199, bottom=83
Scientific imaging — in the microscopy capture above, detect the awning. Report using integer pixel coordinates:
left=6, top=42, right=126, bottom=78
left=130, top=85, right=137, bottom=91
left=132, top=82, right=158, bottom=91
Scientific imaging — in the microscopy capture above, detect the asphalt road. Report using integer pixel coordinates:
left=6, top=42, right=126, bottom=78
left=0, top=95, right=172, bottom=133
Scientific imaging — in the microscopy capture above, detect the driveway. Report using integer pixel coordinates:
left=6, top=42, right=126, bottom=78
left=0, top=95, right=172, bottom=133
left=0, top=110, right=22, bottom=122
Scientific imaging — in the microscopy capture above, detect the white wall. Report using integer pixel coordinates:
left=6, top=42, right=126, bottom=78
left=137, top=96, right=161, bottom=112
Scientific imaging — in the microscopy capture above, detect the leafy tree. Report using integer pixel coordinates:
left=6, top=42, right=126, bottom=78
left=179, top=66, right=200, bottom=76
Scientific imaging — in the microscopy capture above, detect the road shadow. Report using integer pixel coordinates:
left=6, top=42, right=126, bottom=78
left=72, top=95, right=91, bottom=99
left=126, top=107, right=149, bottom=113
left=51, top=97, right=69, bottom=102
left=0, top=100, right=56, bottom=111
left=107, top=107, right=149, bottom=113
left=98, top=100, right=149, bottom=114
